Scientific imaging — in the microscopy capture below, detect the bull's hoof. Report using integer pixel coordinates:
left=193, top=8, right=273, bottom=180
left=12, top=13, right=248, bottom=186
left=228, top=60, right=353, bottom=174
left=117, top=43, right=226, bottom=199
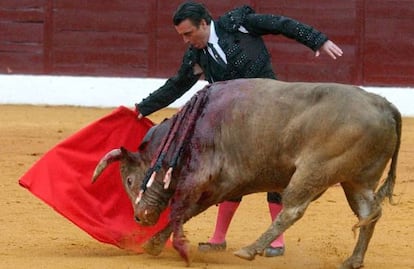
left=233, top=248, right=256, bottom=261
left=173, top=238, right=191, bottom=266
left=340, top=257, right=364, bottom=269
left=142, top=239, right=164, bottom=256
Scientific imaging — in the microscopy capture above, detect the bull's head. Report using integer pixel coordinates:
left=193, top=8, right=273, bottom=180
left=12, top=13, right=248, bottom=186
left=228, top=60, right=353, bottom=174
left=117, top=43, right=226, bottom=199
left=92, top=147, right=172, bottom=226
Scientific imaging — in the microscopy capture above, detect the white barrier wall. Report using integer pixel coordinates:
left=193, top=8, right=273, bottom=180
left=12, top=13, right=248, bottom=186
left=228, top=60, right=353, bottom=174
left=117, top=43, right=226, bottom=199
left=1, top=75, right=413, bottom=116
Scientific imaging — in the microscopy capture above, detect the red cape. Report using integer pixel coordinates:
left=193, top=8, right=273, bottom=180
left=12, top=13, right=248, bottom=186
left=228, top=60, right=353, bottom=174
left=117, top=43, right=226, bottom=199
left=19, top=106, right=170, bottom=252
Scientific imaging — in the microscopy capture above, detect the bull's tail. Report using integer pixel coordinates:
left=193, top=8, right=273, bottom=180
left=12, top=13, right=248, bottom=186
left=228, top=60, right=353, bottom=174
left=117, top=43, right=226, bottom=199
left=376, top=103, right=402, bottom=204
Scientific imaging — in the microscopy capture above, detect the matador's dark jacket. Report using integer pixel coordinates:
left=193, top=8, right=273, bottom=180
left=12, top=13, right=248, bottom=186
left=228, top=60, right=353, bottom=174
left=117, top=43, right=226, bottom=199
left=136, top=6, right=328, bottom=116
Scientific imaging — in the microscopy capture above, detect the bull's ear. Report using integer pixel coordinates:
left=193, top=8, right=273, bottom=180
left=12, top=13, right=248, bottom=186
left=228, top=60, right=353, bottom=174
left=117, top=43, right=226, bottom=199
left=120, top=146, right=129, bottom=156
left=138, top=141, right=148, bottom=151
left=120, top=146, right=139, bottom=163
left=138, top=125, right=156, bottom=151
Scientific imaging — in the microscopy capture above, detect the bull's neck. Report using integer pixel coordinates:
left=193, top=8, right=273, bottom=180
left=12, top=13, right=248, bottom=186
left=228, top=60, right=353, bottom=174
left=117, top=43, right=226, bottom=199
left=141, top=87, right=210, bottom=194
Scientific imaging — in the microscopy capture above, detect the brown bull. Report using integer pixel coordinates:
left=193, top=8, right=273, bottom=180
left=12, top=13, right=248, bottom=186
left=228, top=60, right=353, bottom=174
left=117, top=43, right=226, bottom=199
left=92, top=78, right=401, bottom=269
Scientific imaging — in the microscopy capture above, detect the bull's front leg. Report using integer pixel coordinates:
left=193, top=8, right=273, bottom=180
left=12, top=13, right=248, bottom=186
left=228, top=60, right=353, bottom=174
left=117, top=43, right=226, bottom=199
left=171, top=218, right=191, bottom=266
left=142, top=224, right=173, bottom=256
left=169, top=202, right=199, bottom=266
left=169, top=191, right=212, bottom=266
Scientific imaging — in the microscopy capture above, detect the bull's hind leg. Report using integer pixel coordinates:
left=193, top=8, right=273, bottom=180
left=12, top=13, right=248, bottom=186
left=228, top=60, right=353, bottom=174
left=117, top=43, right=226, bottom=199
left=234, top=168, right=326, bottom=260
left=340, top=182, right=382, bottom=269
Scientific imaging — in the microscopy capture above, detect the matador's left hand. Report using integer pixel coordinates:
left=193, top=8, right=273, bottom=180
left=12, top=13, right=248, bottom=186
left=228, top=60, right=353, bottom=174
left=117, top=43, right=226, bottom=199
left=315, top=40, right=343, bottom=60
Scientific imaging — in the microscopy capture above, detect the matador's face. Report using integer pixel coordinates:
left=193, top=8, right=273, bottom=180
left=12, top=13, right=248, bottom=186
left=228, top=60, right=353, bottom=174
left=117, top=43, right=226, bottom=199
left=175, top=18, right=209, bottom=49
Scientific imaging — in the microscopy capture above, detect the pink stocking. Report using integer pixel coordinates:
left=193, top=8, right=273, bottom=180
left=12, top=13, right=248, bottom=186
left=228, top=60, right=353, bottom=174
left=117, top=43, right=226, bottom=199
left=208, top=201, right=240, bottom=244
left=268, top=202, right=285, bottom=248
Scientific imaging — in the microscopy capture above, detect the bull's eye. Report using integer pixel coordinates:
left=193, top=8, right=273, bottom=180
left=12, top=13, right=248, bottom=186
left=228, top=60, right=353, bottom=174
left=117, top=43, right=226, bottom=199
left=126, top=177, right=133, bottom=187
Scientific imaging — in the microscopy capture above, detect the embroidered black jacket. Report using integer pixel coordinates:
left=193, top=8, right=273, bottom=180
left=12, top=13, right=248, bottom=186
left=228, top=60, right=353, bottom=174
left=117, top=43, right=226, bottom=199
left=137, top=6, right=328, bottom=116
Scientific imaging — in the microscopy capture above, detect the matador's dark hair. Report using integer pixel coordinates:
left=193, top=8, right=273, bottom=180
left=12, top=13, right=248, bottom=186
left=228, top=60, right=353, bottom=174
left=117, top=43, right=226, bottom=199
left=173, top=1, right=212, bottom=27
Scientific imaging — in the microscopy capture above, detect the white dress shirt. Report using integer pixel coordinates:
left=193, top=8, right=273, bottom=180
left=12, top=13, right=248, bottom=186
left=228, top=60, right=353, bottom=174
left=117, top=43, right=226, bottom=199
left=206, top=22, right=228, bottom=64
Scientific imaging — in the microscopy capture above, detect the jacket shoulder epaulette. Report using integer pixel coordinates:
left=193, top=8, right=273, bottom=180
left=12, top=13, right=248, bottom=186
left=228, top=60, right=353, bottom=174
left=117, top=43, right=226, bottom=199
left=218, top=5, right=255, bottom=32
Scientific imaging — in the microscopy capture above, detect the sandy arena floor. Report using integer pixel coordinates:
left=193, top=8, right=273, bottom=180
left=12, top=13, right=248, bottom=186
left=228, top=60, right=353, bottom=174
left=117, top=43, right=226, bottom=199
left=1, top=105, right=413, bottom=269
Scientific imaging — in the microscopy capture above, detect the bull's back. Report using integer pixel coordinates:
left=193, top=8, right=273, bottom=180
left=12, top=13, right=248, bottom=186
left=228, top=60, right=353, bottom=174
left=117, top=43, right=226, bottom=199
left=207, top=78, right=391, bottom=119
left=206, top=79, right=396, bottom=137
left=195, top=78, right=398, bottom=192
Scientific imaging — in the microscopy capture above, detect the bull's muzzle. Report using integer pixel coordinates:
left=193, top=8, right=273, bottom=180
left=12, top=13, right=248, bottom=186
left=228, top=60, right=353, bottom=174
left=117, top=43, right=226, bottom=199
left=135, top=205, right=161, bottom=226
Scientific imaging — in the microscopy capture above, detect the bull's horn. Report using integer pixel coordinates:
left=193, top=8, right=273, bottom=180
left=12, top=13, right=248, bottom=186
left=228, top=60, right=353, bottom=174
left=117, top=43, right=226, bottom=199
left=91, top=148, right=122, bottom=183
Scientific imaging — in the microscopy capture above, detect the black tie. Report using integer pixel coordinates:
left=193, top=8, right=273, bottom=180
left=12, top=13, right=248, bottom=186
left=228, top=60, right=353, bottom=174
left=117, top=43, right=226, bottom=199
left=207, top=43, right=226, bottom=67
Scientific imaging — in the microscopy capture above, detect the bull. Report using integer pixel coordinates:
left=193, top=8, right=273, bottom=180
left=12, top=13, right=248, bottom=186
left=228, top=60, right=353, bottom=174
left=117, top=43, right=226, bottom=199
left=92, top=78, right=401, bottom=269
